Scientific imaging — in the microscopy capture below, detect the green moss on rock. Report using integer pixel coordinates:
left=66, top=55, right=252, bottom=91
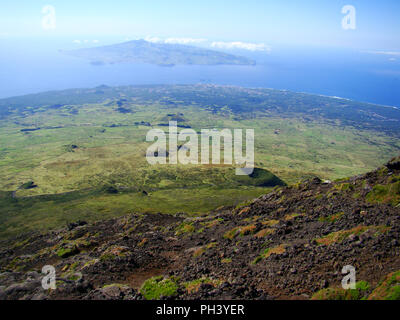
left=140, top=276, right=179, bottom=300
left=312, top=281, right=371, bottom=300
left=57, top=246, right=80, bottom=258
left=368, top=271, right=400, bottom=300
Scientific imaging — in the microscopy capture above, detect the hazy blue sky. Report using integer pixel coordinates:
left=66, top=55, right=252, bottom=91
left=1, top=0, right=399, bottom=50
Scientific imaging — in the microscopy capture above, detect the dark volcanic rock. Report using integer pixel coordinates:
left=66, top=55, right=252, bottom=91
left=0, top=159, right=399, bottom=300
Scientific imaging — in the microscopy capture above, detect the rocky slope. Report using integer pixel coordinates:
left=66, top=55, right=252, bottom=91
left=1, top=157, right=400, bottom=300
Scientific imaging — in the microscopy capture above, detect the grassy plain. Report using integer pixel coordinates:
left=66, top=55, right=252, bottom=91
left=0, top=86, right=399, bottom=237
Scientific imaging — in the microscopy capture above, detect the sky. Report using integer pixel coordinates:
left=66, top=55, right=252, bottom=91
left=0, top=0, right=399, bottom=51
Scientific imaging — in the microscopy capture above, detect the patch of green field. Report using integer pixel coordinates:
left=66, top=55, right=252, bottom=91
left=1, top=103, right=397, bottom=195
left=0, top=186, right=267, bottom=238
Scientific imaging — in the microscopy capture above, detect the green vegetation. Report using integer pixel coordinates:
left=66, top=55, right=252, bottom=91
left=0, top=85, right=399, bottom=238
left=311, top=281, right=371, bottom=300
left=184, top=277, right=222, bottom=294
left=56, top=246, right=80, bottom=258
left=366, top=181, right=400, bottom=206
left=316, top=225, right=391, bottom=246
left=175, top=222, right=195, bottom=236
left=333, top=183, right=354, bottom=192
left=55, top=238, right=96, bottom=258
left=192, top=242, right=217, bottom=258
left=252, top=244, right=286, bottom=264
left=254, top=228, right=275, bottom=238
left=201, top=218, right=224, bottom=228
left=223, top=225, right=259, bottom=240
left=99, top=246, right=129, bottom=261
left=368, top=271, right=400, bottom=300
left=284, top=213, right=303, bottom=221
left=261, top=219, right=280, bottom=227
left=20, top=181, right=36, bottom=190
left=235, top=168, right=286, bottom=187
left=319, top=212, right=345, bottom=223
left=140, top=276, right=179, bottom=300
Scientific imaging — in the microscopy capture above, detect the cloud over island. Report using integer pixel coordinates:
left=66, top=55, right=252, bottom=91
left=144, top=36, right=271, bottom=52
left=211, top=41, right=271, bottom=52
left=145, top=36, right=207, bottom=45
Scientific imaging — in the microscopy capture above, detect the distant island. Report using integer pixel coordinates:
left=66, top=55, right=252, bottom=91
left=61, top=39, right=256, bottom=66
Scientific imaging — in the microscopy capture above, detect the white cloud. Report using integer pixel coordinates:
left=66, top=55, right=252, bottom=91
left=164, top=38, right=207, bottom=45
left=144, top=36, right=207, bottom=45
left=211, top=41, right=271, bottom=52
left=141, top=37, right=272, bottom=52
left=145, top=36, right=163, bottom=43
left=365, top=51, right=400, bottom=56
left=73, top=39, right=100, bottom=45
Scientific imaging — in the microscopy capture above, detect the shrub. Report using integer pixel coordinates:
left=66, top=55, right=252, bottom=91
left=175, top=223, right=195, bottom=236
left=318, top=212, right=344, bottom=223
left=366, top=182, right=400, bottom=206
left=368, top=271, right=400, bottom=300
left=312, top=281, right=370, bottom=300
left=140, top=276, right=179, bottom=300
left=57, top=246, right=79, bottom=258
left=251, top=244, right=286, bottom=264
left=316, top=225, right=390, bottom=246
left=184, top=278, right=222, bottom=294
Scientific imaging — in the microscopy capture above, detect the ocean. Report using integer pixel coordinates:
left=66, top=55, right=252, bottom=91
left=0, top=39, right=399, bottom=107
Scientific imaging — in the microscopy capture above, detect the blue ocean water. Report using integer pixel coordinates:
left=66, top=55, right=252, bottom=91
left=0, top=40, right=399, bottom=107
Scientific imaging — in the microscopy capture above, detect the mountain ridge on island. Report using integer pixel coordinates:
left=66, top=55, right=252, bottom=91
left=61, top=39, right=257, bottom=66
